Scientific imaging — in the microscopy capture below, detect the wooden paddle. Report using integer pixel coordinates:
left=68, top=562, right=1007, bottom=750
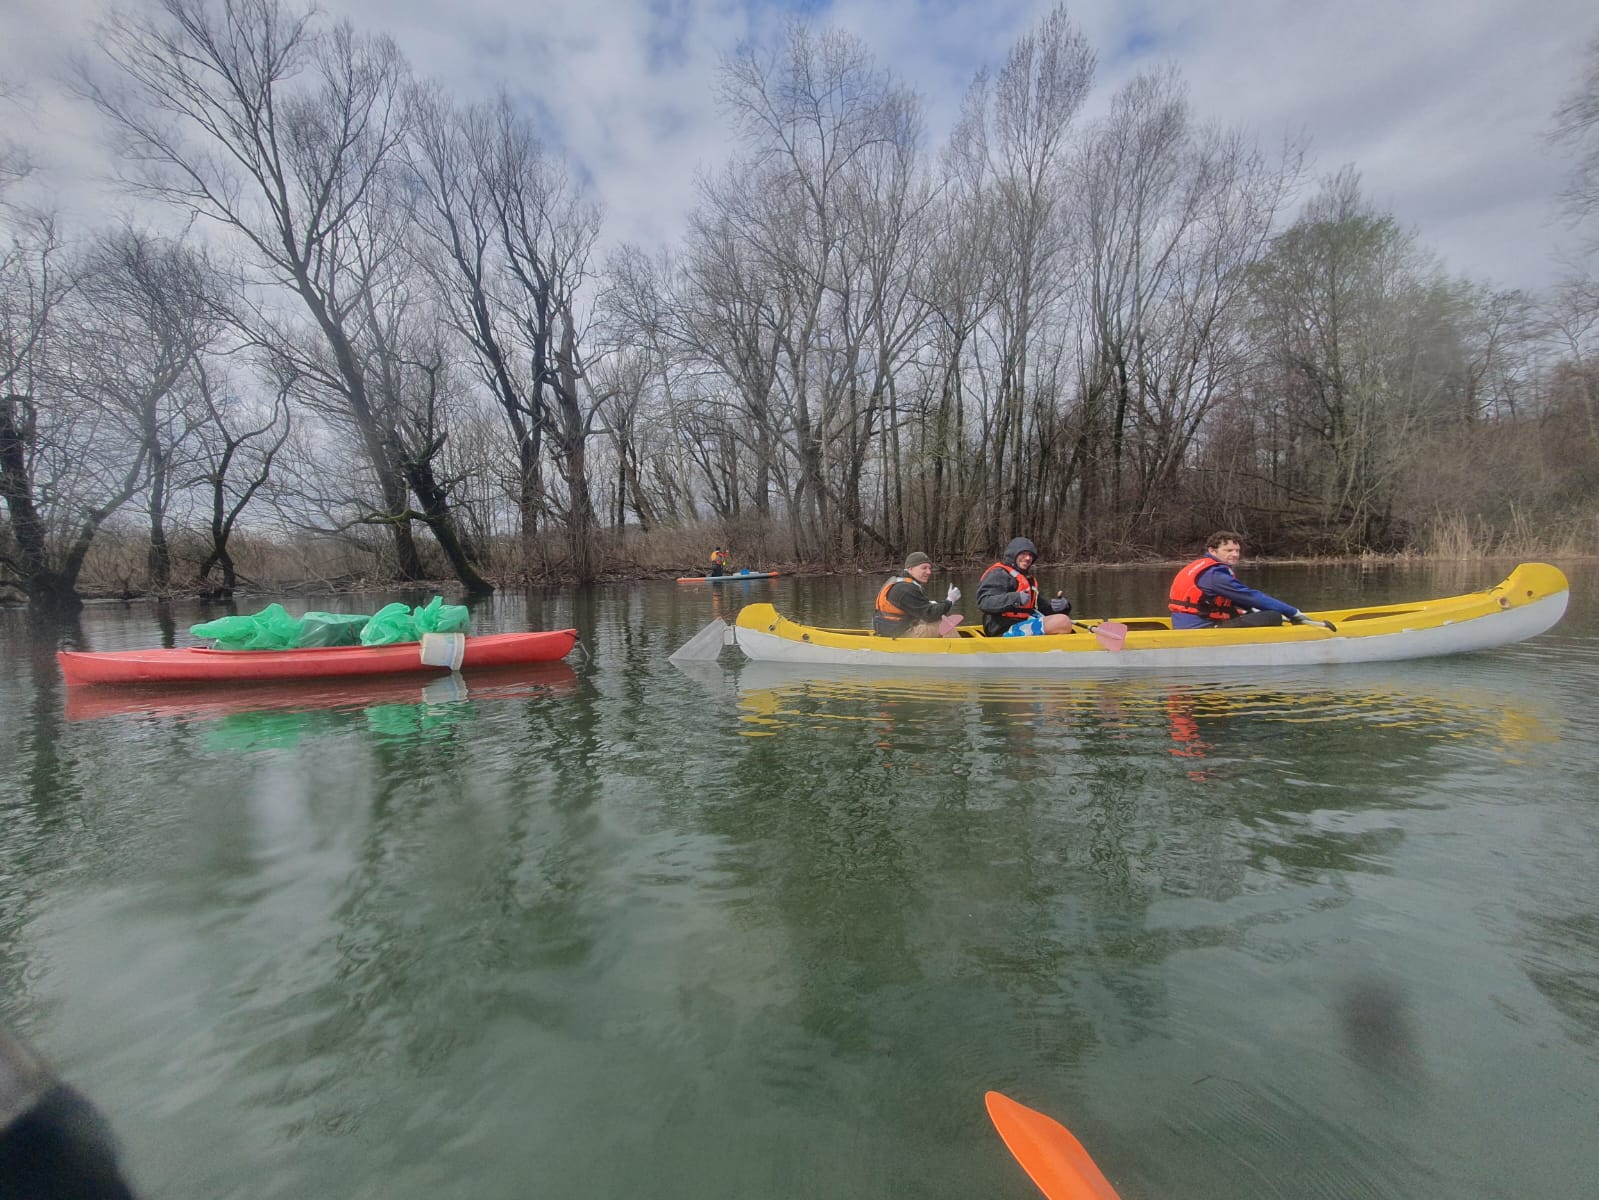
left=985, top=1090, right=1124, bottom=1200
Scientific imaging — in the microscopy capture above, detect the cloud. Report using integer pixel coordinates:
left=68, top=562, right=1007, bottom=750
left=1114, top=0, right=1597, bottom=286
left=5, top=0, right=1595, bottom=290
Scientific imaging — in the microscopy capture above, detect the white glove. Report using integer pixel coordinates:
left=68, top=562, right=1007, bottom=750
left=946, top=585, right=961, bottom=605
left=1048, top=592, right=1071, bottom=614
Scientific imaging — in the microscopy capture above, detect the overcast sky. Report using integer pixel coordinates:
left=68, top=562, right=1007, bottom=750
left=4, top=0, right=1595, bottom=292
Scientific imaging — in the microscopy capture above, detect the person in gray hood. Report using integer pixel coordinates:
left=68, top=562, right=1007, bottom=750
left=975, top=537, right=1074, bottom=637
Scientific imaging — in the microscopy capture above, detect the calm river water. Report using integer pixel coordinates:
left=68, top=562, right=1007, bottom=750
left=2, top=559, right=1596, bottom=1199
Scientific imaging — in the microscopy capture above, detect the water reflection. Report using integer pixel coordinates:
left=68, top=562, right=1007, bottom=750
left=706, top=660, right=1557, bottom=755
left=64, top=663, right=578, bottom=754
left=2, top=569, right=1594, bottom=1200
left=62, top=662, right=579, bottom=723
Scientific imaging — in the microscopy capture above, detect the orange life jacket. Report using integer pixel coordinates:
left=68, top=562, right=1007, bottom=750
left=710, top=549, right=728, bottom=566
left=984, top=561, right=1037, bottom=619
left=1168, top=556, right=1240, bottom=621
left=873, top=577, right=914, bottom=635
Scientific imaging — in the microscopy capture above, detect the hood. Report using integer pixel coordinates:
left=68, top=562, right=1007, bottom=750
left=1001, top=537, right=1038, bottom=567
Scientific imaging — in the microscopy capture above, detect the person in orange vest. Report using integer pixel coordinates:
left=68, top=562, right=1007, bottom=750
left=709, top=547, right=729, bottom=577
left=1168, top=531, right=1302, bottom=628
left=873, top=552, right=961, bottom=637
left=976, top=537, right=1073, bottom=637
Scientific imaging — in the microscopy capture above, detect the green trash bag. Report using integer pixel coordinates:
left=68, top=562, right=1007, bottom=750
left=358, top=602, right=419, bottom=646
left=190, top=603, right=305, bottom=650
left=296, top=612, right=370, bottom=647
left=413, top=595, right=470, bottom=635
left=357, top=597, right=470, bottom=646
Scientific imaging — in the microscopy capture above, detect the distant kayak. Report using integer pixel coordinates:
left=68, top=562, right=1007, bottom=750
left=675, top=570, right=780, bottom=583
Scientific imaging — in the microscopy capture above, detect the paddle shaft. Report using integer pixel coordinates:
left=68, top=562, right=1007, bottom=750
left=1292, top=615, right=1338, bottom=632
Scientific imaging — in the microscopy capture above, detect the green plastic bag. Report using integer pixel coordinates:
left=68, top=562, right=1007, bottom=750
left=413, top=596, right=470, bottom=634
left=193, top=597, right=469, bottom=650
left=190, top=603, right=304, bottom=650
left=358, top=602, right=419, bottom=646
left=358, top=597, right=470, bottom=646
left=296, top=612, right=370, bottom=647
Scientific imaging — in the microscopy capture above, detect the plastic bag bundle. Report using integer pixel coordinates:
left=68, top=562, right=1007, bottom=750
left=193, top=597, right=469, bottom=649
left=190, top=603, right=305, bottom=650
left=358, top=597, right=471, bottom=646
left=295, top=612, right=371, bottom=647
left=357, top=603, right=417, bottom=646
left=414, top=595, right=470, bottom=634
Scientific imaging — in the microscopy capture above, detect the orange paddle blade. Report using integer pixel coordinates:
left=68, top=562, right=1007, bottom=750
left=985, top=1091, right=1123, bottom=1200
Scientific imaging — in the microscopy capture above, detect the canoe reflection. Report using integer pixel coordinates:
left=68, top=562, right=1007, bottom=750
left=692, top=660, right=1556, bottom=748
left=63, top=659, right=579, bottom=723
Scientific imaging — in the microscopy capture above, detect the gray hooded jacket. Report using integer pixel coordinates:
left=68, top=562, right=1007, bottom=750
left=975, top=538, right=1069, bottom=636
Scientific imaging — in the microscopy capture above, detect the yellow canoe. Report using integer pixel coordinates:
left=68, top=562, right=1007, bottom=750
left=670, top=563, right=1568, bottom=673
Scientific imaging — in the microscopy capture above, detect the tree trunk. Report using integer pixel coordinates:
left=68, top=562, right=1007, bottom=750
left=147, top=442, right=172, bottom=589
left=1, top=395, right=53, bottom=592
left=406, top=460, right=495, bottom=595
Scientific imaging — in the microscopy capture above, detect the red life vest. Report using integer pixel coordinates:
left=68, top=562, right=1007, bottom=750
left=710, top=549, right=728, bottom=567
left=1169, top=556, right=1240, bottom=621
left=984, top=561, right=1037, bottom=619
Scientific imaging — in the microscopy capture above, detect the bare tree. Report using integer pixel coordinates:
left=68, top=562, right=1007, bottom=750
left=676, top=198, right=787, bottom=522
left=1, top=209, right=92, bottom=606
left=599, top=245, right=712, bottom=526
left=0, top=215, right=216, bottom=605
left=1243, top=169, right=1472, bottom=550
left=910, top=102, right=1005, bottom=556
left=0, top=79, right=35, bottom=192
left=955, top=5, right=1094, bottom=545
left=405, top=88, right=604, bottom=581
left=87, top=0, right=490, bottom=593
left=1551, top=29, right=1599, bottom=252
left=75, top=226, right=223, bottom=589
left=192, top=360, right=293, bottom=593
left=698, top=22, right=929, bottom=563
left=1070, top=68, right=1302, bottom=547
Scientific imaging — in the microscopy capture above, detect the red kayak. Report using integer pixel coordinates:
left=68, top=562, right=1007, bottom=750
left=57, top=629, right=579, bottom=686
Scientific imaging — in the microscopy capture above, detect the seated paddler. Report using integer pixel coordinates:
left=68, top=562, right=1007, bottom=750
left=872, top=552, right=961, bottom=638
left=975, top=537, right=1074, bottom=636
left=1169, top=531, right=1304, bottom=629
